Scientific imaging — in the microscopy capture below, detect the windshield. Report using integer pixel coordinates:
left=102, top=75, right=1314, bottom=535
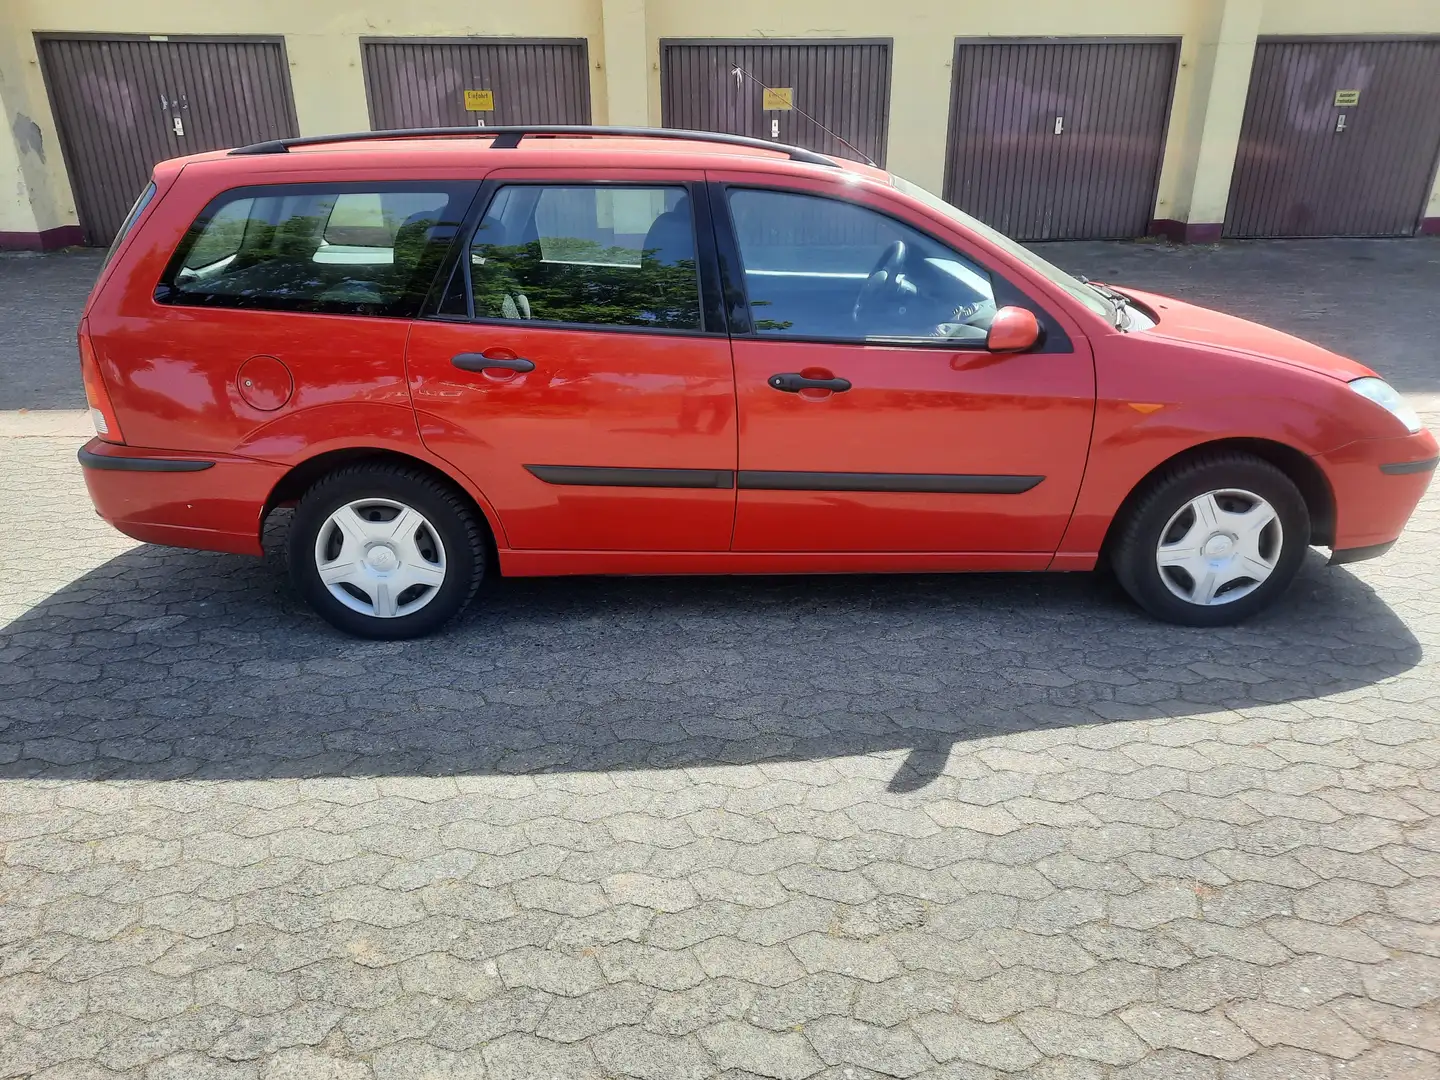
left=890, top=175, right=1116, bottom=323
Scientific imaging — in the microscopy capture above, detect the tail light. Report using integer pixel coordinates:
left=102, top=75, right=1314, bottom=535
left=79, top=321, right=124, bottom=443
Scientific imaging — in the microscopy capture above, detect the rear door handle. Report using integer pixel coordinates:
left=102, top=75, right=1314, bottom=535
left=768, top=372, right=852, bottom=393
left=452, top=352, right=535, bottom=373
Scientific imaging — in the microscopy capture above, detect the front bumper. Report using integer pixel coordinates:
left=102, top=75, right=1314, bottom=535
left=78, top=438, right=285, bottom=556
left=1319, top=428, right=1438, bottom=560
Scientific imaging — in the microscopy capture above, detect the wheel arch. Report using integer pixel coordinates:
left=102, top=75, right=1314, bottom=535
left=1100, top=437, right=1337, bottom=562
left=260, top=447, right=503, bottom=570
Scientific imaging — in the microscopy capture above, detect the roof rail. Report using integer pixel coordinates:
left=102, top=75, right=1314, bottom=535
left=228, top=125, right=842, bottom=167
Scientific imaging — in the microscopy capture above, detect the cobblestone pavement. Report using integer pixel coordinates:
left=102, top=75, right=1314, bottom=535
left=1, top=241, right=1439, bottom=1079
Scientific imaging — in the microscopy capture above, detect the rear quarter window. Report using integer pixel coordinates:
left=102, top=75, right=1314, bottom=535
left=101, top=182, right=157, bottom=270
left=155, top=182, right=477, bottom=318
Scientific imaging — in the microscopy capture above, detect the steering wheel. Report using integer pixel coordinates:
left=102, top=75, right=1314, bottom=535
left=852, top=241, right=908, bottom=325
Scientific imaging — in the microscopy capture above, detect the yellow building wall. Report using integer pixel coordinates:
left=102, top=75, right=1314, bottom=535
left=646, top=0, right=1207, bottom=212
left=1, top=0, right=604, bottom=236
left=3, top=0, right=1440, bottom=240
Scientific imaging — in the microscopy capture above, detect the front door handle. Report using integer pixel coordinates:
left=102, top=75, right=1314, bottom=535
left=768, top=372, right=852, bottom=393
left=452, top=352, right=535, bottom=373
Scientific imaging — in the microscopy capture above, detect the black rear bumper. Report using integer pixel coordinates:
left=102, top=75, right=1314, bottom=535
left=1330, top=540, right=1396, bottom=565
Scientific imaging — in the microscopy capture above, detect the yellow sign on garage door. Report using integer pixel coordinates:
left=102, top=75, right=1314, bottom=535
left=464, top=89, right=494, bottom=111
left=1334, top=89, right=1360, bottom=107
left=761, top=87, right=793, bottom=110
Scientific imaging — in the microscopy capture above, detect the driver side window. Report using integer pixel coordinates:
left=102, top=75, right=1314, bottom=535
left=727, top=188, right=996, bottom=343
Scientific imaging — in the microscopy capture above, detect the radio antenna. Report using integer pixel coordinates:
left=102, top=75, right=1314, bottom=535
left=729, top=64, right=878, bottom=167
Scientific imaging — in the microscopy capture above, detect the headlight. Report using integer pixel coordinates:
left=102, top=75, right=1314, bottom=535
left=1349, top=377, right=1422, bottom=434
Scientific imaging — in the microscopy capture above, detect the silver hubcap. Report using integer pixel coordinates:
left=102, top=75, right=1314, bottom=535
left=314, top=498, right=447, bottom=618
left=1156, top=488, right=1283, bottom=607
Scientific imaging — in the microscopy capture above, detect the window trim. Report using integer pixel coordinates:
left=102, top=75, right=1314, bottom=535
left=711, top=181, right=1072, bottom=353
left=422, top=178, right=727, bottom=338
left=154, top=180, right=479, bottom=319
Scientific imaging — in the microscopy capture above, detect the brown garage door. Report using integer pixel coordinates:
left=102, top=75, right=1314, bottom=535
left=36, top=35, right=298, bottom=246
left=945, top=40, right=1179, bottom=241
left=361, top=39, right=591, bottom=130
left=660, top=40, right=891, bottom=166
left=1225, top=38, right=1440, bottom=238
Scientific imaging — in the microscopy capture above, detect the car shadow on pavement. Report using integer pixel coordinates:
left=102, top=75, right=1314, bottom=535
left=0, top=542, right=1421, bottom=792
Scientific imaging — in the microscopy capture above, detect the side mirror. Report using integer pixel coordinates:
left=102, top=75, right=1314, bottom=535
left=986, top=306, right=1041, bottom=353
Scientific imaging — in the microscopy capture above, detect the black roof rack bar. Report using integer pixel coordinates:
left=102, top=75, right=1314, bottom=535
left=228, top=125, right=842, bottom=168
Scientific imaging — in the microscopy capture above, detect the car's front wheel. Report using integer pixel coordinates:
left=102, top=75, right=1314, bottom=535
left=1111, top=452, right=1310, bottom=626
left=288, top=463, right=485, bottom=639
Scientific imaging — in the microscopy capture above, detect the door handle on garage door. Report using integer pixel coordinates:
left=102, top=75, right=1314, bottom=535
left=768, top=372, right=851, bottom=393
left=452, top=352, right=535, bottom=373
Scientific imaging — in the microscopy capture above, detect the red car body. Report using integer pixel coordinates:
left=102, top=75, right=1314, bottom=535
left=77, top=133, right=1435, bottom=596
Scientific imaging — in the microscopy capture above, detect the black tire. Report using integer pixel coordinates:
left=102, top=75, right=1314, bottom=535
left=1111, top=452, right=1310, bottom=627
left=288, top=463, right=485, bottom=639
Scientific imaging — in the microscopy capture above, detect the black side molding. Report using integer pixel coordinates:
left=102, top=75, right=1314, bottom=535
left=526, top=465, right=734, bottom=489
left=736, top=471, right=1044, bottom=494
left=1379, top=456, right=1439, bottom=475
left=1330, top=540, right=1396, bottom=565
left=78, top=447, right=215, bottom=472
left=523, top=466, right=1044, bottom=494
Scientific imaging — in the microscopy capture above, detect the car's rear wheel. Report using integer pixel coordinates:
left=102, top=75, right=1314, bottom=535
left=1111, top=453, right=1310, bottom=626
left=288, top=463, right=485, bottom=639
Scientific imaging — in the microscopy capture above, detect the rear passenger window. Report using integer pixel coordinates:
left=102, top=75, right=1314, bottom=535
left=463, top=185, right=701, bottom=331
left=157, top=183, right=475, bottom=318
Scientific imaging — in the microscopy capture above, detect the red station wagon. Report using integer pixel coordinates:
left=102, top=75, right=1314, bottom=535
left=77, top=126, right=1437, bottom=639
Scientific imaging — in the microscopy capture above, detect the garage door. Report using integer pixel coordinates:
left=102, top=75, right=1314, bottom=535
left=944, top=40, right=1179, bottom=241
left=1225, top=39, right=1440, bottom=238
left=660, top=40, right=891, bottom=166
left=361, top=39, right=591, bottom=130
left=36, top=36, right=298, bottom=246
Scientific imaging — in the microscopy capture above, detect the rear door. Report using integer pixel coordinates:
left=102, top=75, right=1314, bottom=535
left=712, top=177, right=1095, bottom=556
left=405, top=170, right=738, bottom=551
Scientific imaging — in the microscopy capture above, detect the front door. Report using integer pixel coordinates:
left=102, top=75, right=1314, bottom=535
left=406, top=172, right=737, bottom=551
left=716, top=183, right=1095, bottom=554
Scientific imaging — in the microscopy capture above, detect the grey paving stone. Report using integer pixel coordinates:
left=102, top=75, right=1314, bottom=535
left=646, top=979, right=754, bottom=1036
left=1227, top=1000, right=1370, bottom=1059
left=911, top=1013, right=1042, bottom=1071
left=1329, top=996, right=1440, bottom=1054
left=1331, top=1043, right=1440, bottom=1080
left=1360, top=953, right=1440, bottom=1008
left=536, top=982, right=655, bottom=1043
left=1112, top=1049, right=1220, bottom=1080
left=787, top=933, right=899, bottom=983
left=1016, top=1008, right=1149, bottom=1066
left=1158, top=958, right=1263, bottom=1012
left=749, top=973, right=855, bottom=1031
left=482, top=1033, right=603, bottom=1080
left=1119, top=1005, right=1258, bottom=1061
left=696, top=938, right=806, bottom=988
left=259, top=1047, right=370, bottom=1080
left=851, top=970, right=961, bottom=1026
left=698, top=1020, right=824, bottom=1079
left=371, top=1042, right=486, bottom=1080
left=589, top=1026, right=712, bottom=1080
left=495, top=946, right=605, bottom=997
left=5, top=241, right=1440, bottom=1080
left=1260, top=955, right=1363, bottom=1008
left=147, top=1052, right=260, bottom=1080
left=804, top=1016, right=934, bottom=1077
left=600, top=941, right=707, bottom=991
left=1054, top=961, right=1158, bottom=1017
